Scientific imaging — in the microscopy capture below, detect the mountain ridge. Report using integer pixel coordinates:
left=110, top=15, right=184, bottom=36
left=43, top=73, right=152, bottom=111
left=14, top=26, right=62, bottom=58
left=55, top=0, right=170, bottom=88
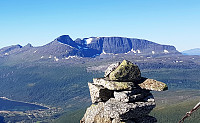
left=0, top=35, right=180, bottom=59
left=182, top=48, right=200, bottom=55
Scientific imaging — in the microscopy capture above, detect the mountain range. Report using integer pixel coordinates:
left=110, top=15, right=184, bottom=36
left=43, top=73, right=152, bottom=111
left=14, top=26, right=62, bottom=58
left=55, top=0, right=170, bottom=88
left=1, top=35, right=200, bottom=123
left=0, top=35, right=180, bottom=60
left=182, top=48, right=200, bottom=55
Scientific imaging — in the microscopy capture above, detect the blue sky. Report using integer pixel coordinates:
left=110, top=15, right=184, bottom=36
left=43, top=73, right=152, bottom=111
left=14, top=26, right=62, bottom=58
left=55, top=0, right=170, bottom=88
left=0, top=0, right=200, bottom=51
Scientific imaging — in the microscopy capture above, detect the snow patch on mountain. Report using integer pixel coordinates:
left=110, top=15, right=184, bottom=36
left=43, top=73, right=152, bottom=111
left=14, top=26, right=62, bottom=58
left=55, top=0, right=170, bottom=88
left=164, top=50, right=169, bottom=53
left=4, top=53, right=9, bottom=55
left=102, top=49, right=107, bottom=54
left=131, top=48, right=137, bottom=53
left=54, top=56, right=59, bottom=61
left=137, top=50, right=141, bottom=53
left=65, top=56, right=78, bottom=59
left=85, top=38, right=93, bottom=44
left=101, top=49, right=114, bottom=55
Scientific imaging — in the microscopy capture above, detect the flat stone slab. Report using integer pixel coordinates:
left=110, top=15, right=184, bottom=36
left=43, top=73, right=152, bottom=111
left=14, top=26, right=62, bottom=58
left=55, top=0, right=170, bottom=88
left=88, top=83, right=114, bottom=103
left=93, top=78, right=135, bottom=91
left=138, top=78, right=168, bottom=91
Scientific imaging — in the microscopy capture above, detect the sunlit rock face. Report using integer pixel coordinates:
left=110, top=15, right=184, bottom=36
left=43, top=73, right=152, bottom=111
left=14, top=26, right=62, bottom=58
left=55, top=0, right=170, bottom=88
left=81, top=60, right=168, bottom=123
left=0, top=35, right=180, bottom=60
left=46, top=35, right=180, bottom=58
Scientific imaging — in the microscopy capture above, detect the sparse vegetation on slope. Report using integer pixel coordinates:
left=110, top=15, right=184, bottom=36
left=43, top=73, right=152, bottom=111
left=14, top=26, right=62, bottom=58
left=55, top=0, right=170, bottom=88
left=151, top=100, right=200, bottom=123
left=1, top=57, right=200, bottom=122
left=0, top=63, right=103, bottom=110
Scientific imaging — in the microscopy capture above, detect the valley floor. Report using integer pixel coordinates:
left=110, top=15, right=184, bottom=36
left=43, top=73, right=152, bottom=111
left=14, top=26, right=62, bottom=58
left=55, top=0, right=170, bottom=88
left=1, top=56, right=200, bottom=122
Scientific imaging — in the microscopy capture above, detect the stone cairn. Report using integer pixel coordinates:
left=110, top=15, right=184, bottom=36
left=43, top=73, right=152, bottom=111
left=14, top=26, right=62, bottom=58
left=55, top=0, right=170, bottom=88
left=81, top=60, right=168, bottom=123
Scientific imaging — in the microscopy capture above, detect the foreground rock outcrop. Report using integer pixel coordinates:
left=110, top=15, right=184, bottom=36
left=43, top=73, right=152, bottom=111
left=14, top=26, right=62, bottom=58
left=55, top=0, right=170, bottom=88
left=81, top=60, right=168, bottom=123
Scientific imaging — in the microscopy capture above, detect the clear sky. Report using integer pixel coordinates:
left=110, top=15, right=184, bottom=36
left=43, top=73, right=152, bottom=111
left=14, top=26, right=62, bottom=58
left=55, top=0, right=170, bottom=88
left=0, top=0, right=200, bottom=51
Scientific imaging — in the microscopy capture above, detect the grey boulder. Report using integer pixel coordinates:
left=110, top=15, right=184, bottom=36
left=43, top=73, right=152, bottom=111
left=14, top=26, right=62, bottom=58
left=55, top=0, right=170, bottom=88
left=88, top=83, right=113, bottom=103
left=103, top=98, right=156, bottom=120
left=114, top=90, right=151, bottom=103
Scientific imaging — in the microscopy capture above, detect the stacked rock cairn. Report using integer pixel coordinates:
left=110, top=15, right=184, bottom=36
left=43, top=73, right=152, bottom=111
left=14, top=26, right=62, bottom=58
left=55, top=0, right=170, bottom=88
left=81, top=60, right=168, bottom=123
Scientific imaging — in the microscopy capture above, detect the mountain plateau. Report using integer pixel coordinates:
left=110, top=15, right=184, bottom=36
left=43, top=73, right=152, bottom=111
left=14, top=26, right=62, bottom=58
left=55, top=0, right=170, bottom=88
left=0, top=35, right=180, bottom=60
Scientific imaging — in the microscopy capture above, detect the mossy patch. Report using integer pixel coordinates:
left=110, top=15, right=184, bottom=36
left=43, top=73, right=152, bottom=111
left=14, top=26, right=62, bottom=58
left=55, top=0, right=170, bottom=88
left=93, top=78, right=135, bottom=91
left=109, top=60, right=141, bottom=82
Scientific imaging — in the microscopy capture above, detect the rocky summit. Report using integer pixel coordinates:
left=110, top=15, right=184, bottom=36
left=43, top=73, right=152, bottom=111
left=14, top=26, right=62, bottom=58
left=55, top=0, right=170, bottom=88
left=81, top=60, right=168, bottom=123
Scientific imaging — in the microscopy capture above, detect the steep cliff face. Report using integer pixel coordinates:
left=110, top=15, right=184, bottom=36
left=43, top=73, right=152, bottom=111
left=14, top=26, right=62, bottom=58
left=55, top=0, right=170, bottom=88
left=0, top=35, right=180, bottom=59
left=55, top=35, right=179, bottom=57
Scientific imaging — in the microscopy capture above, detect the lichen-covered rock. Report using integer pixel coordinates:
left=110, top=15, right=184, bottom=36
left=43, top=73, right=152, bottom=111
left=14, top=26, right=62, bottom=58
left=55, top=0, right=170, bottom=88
left=88, top=83, right=114, bottom=103
left=114, top=90, right=151, bottom=103
left=93, top=78, right=135, bottom=91
left=109, top=60, right=141, bottom=82
left=103, top=98, right=156, bottom=120
left=94, top=115, right=112, bottom=123
left=138, top=78, right=168, bottom=91
left=104, top=62, right=120, bottom=77
left=80, top=102, right=104, bottom=123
